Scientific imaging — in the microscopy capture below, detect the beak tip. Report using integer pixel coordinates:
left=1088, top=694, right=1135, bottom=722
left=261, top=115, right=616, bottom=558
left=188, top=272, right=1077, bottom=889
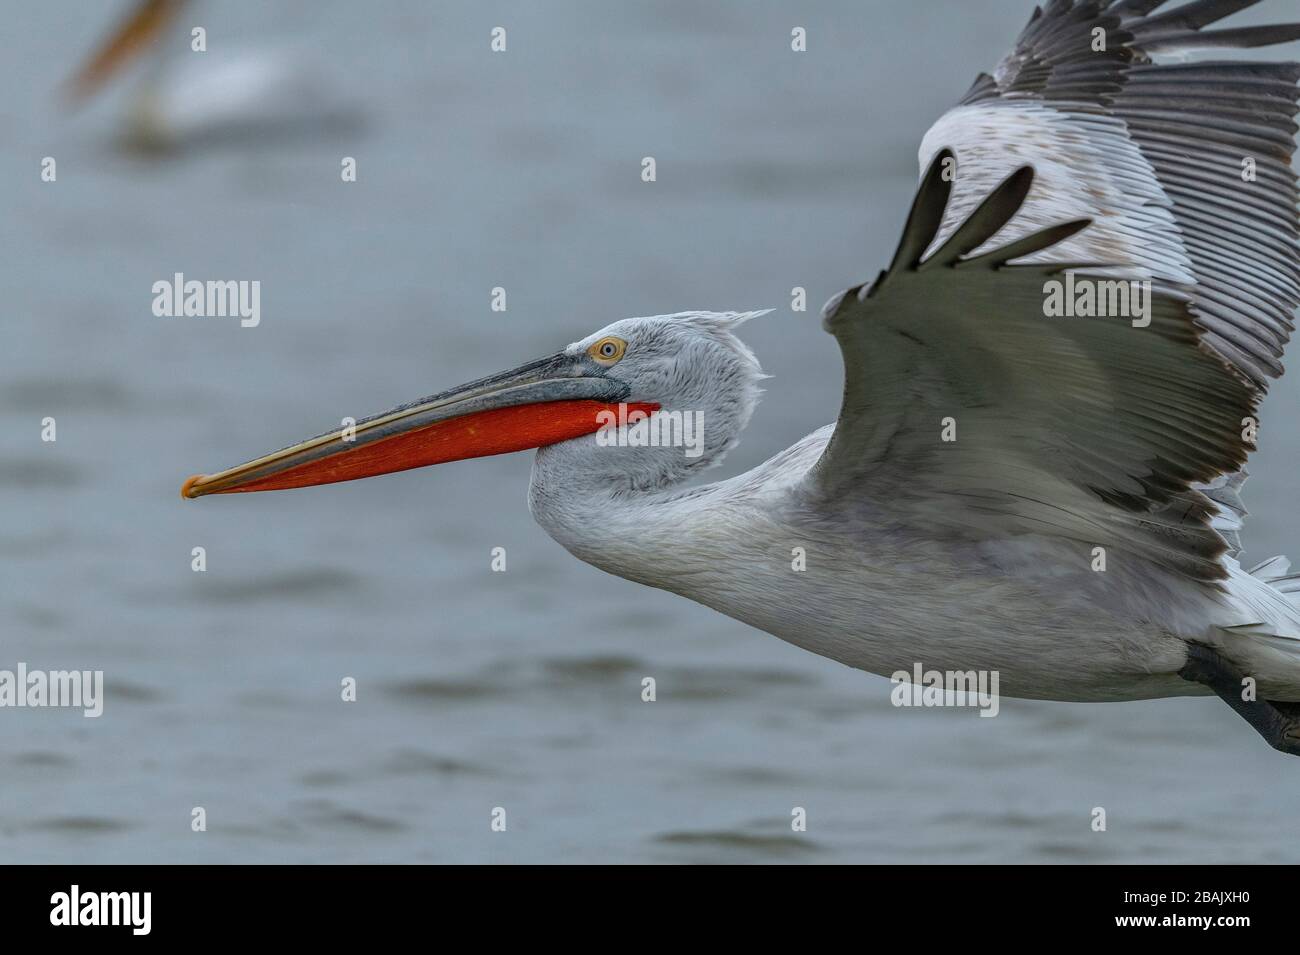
left=180, top=474, right=206, bottom=500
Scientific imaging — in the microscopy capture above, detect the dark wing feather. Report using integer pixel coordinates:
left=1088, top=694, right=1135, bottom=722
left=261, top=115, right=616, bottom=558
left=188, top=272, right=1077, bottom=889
left=812, top=152, right=1260, bottom=582
left=956, top=0, right=1300, bottom=387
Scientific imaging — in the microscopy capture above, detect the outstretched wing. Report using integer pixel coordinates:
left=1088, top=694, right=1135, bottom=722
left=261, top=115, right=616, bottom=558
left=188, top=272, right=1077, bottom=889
left=923, top=0, right=1300, bottom=388
left=810, top=150, right=1258, bottom=582
left=808, top=0, right=1300, bottom=579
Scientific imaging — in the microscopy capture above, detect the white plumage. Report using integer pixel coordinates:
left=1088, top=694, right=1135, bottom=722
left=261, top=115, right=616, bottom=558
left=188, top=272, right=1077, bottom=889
left=527, top=1, right=1300, bottom=734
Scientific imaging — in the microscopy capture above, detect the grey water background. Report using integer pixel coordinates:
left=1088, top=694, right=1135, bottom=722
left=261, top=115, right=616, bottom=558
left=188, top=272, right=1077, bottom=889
left=2, top=0, right=1298, bottom=864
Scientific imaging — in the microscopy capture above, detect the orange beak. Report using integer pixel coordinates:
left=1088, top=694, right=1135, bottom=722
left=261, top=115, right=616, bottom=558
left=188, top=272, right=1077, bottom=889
left=65, top=0, right=186, bottom=104
left=182, top=353, right=656, bottom=499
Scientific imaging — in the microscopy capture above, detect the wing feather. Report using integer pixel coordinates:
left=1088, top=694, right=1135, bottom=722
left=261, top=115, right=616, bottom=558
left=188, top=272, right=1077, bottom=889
left=816, top=0, right=1300, bottom=575
left=945, top=0, right=1300, bottom=387
left=811, top=152, right=1261, bottom=582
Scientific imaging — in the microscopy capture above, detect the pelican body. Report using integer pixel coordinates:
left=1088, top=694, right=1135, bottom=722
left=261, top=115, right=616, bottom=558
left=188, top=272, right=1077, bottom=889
left=66, top=0, right=358, bottom=151
left=184, top=0, right=1300, bottom=754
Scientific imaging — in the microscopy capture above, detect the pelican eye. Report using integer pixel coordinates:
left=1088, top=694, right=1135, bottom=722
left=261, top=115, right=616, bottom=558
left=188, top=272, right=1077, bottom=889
left=587, top=336, right=627, bottom=365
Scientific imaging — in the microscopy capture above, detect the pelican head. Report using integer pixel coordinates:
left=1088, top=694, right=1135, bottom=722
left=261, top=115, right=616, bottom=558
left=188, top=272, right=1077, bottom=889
left=181, top=311, right=769, bottom=501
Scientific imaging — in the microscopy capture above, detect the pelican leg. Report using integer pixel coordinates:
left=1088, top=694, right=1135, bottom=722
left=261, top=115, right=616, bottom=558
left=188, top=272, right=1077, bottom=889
left=1179, top=645, right=1300, bottom=756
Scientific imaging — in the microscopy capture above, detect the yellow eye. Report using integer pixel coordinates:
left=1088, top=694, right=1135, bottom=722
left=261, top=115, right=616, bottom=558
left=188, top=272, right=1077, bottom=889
left=587, top=336, right=627, bottom=365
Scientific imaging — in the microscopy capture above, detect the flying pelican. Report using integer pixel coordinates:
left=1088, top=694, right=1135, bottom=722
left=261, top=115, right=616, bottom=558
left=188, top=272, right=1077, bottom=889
left=65, top=0, right=359, bottom=151
left=183, top=0, right=1300, bottom=755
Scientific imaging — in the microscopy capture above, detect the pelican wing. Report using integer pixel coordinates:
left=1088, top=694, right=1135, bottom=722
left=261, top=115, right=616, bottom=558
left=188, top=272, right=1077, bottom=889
left=809, top=0, right=1300, bottom=580
left=811, top=150, right=1259, bottom=581
left=920, top=0, right=1300, bottom=387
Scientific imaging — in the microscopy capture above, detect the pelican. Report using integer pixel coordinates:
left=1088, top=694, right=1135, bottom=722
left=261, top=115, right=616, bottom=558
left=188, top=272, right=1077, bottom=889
left=183, top=0, right=1300, bottom=755
left=65, top=0, right=359, bottom=151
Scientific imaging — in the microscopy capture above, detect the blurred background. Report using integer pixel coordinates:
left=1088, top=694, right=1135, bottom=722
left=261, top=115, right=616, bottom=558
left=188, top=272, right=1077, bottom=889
left=2, top=0, right=1298, bottom=864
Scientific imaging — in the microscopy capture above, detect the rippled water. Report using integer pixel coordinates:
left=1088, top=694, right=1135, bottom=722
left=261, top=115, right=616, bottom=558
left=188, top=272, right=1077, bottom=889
left=3, top=1, right=1299, bottom=864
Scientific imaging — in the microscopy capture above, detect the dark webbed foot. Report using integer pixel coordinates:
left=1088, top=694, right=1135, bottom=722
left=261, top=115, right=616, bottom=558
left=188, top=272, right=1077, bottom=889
left=1179, top=644, right=1300, bottom=756
left=1269, top=700, right=1300, bottom=753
